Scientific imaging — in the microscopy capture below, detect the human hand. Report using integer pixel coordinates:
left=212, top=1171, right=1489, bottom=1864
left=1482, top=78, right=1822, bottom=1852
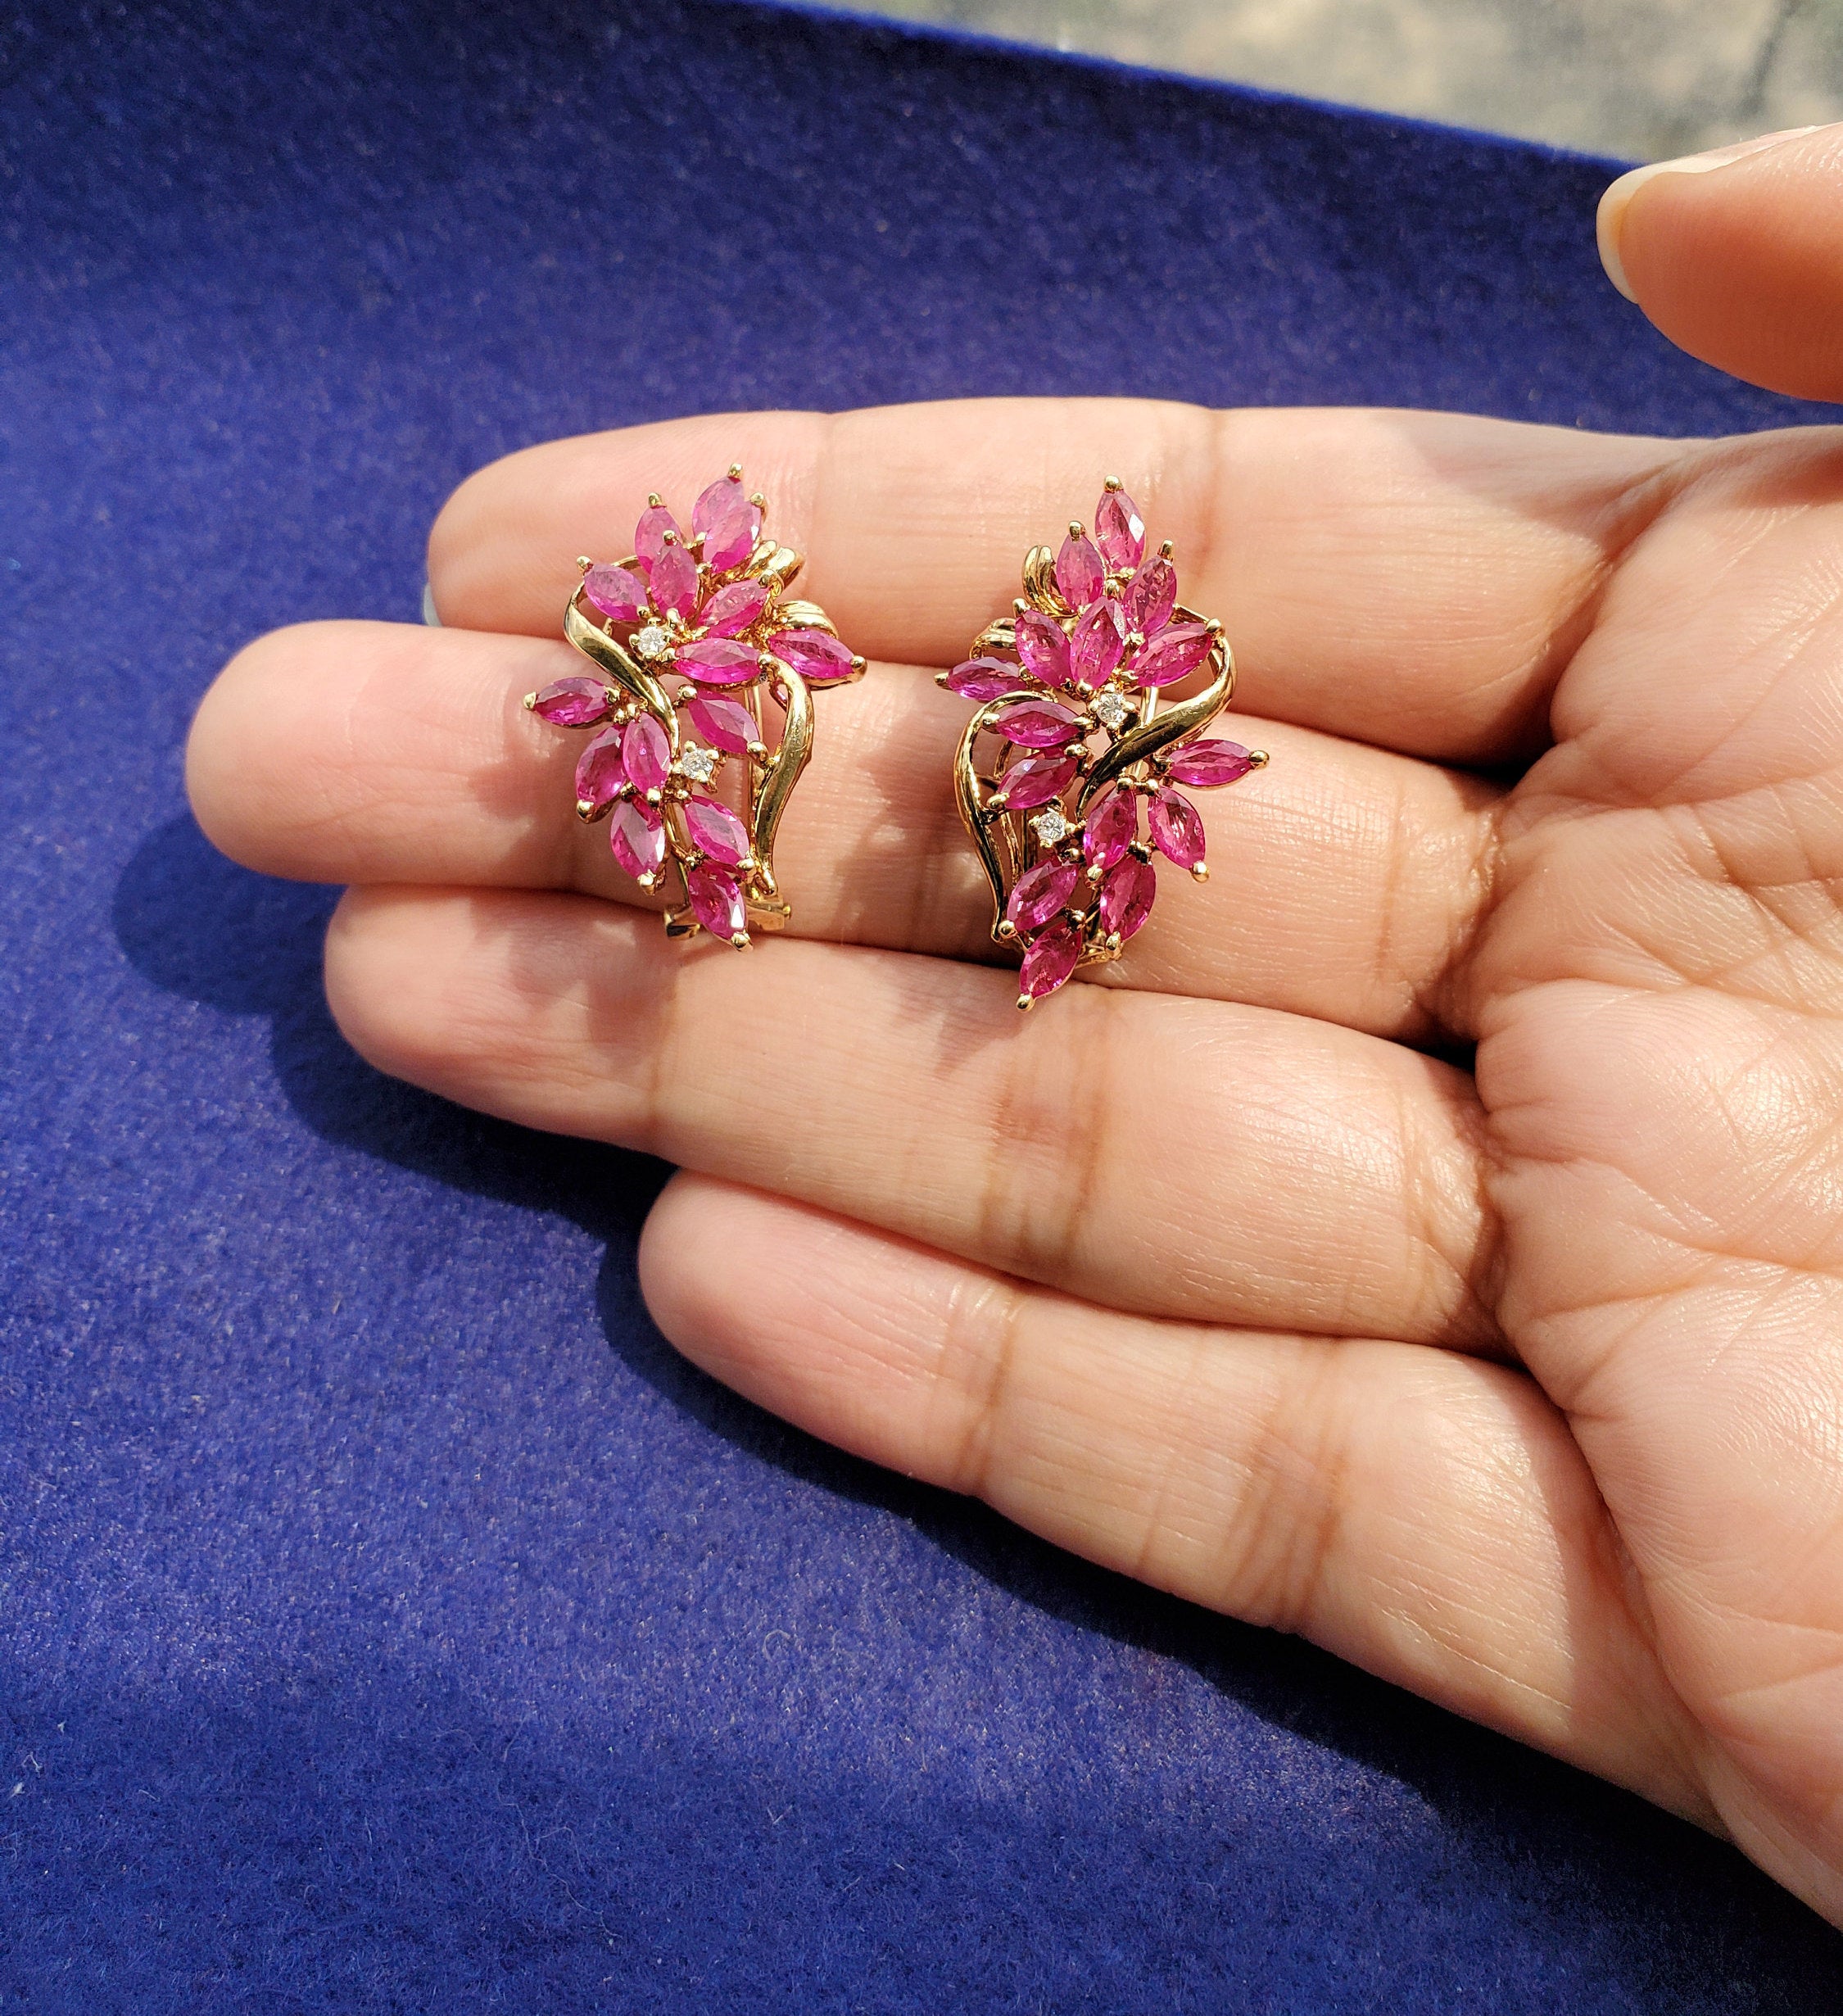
left=188, top=125, right=1843, bottom=1922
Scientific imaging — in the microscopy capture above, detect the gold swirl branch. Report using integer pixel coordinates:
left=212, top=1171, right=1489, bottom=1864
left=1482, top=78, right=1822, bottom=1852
left=1078, top=630, right=1233, bottom=817
left=746, top=655, right=813, bottom=929
left=563, top=597, right=677, bottom=738
left=953, top=688, right=1043, bottom=945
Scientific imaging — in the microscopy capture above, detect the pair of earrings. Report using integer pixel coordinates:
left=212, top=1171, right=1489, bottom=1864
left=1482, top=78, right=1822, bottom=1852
left=522, top=469, right=1266, bottom=1008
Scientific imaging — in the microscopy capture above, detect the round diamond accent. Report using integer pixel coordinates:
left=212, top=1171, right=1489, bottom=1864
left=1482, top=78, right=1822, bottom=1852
left=635, top=623, right=672, bottom=659
left=1030, top=807, right=1071, bottom=845
left=1090, top=691, right=1129, bottom=730
left=676, top=744, right=719, bottom=783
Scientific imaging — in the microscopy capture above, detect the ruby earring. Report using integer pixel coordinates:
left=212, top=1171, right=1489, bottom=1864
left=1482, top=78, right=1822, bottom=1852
left=941, top=478, right=1266, bottom=1007
left=522, top=468, right=863, bottom=946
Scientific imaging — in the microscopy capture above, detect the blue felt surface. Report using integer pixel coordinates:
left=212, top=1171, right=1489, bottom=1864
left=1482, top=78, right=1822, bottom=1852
left=6, top=0, right=1843, bottom=2006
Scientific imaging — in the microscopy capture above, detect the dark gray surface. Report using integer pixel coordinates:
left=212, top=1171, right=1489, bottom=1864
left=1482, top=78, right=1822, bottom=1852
left=844, top=0, right=1843, bottom=156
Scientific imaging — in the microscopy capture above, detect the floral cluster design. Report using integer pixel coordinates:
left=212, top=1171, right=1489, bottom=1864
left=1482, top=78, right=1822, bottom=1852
left=944, top=478, right=1265, bottom=1005
left=523, top=469, right=863, bottom=947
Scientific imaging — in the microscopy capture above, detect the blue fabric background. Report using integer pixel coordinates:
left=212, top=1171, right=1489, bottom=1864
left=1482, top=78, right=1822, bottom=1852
left=6, top=0, right=1843, bottom=2005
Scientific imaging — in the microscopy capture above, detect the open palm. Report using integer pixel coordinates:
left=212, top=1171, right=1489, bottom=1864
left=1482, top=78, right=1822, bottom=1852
left=188, top=134, right=1843, bottom=1920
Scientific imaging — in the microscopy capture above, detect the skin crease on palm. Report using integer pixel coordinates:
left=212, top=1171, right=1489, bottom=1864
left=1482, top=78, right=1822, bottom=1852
left=184, top=125, right=1843, bottom=1923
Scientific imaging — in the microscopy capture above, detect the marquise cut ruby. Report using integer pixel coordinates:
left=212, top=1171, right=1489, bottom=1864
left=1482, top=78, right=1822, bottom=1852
left=1055, top=532, right=1106, bottom=612
left=1081, top=788, right=1136, bottom=872
left=622, top=713, right=672, bottom=792
left=699, top=578, right=769, bottom=637
left=1122, top=554, right=1176, bottom=637
left=1007, top=857, right=1080, bottom=935
left=676, top=638, right=760, bottom=686
left=1095, top=487, right=1145, bottom=572
left=1137, top=623, right=1214, bottom=688
left=634, top=505, right=682, bottom=571
left=683, top=692, right=758, bottom=754
left=945, top=658, right=1024, bottom=702
left=582, top=564, right=645, bottom=622
left=686, top=864, right=748, bottom=941
left=1068, top=599, right=1126, bottom=691
left=691, top=476, right=762, bottom=573
left=1019, top=916, right=1083, bottom=1000
left=528, top=677, right=613, bottom=727
left=1014, top=609, right=1071, bottom=687
left=1098, top=854, right=1157, bottom=940
left=991, top=754, right=1077, bottom=811
left=682, top=793, right=749, bottom=867
left=991, top=698, right=1080, bottom=749
left=650, top=543, right=700, bottom=618
left=1148, top=786, right=1206, bottom=870
left=609, top=800, right=666, bottom=880
left=768, top=630, right=857, bottom=686
left=1166, top=739, right=1254, bottom=788
left=573, top=725, right=627, bottom=809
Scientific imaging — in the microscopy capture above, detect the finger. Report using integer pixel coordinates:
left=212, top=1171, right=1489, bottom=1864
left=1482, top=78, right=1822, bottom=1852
left=1598, top=123, right=1843, bottom=400
left=425, top=400, right=1688, bottom=765
left=189, top=619, right=1501, bottom=1042
left=324, top=885, right=1500, bottom=1351
left=638, top=1171, right=1710, bottom=1820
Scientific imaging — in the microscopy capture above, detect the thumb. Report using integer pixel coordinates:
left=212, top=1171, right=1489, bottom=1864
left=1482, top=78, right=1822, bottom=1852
left=1597, top=124, right=1843, bottom=401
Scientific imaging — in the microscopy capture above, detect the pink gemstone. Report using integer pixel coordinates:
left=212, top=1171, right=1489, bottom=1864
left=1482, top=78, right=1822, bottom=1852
left=1166, top=738, right=1254, bottom=788
left=683, top=692, right=758, bottom=754
left=677, top=638, right=761, bottom=686
left=1122, top=554, right=1176, bottom=637
left=1056, top=532, right=1106, bottom=611
left=622, top=713, right=672, bottom=791
left=686, top=863, right=748, bottom=940
left=528, top=676, right=613, bottom=727
left=1094, top=488, right=1145, bottom=572
left=768, top=629, right=858, bottom=686
left=650, top=542, right=700, bottom=618
left=699, top=578, right=769, bottom=637
left=1013, top=609, right=1071, bottom=687
left=946, top=657, right=1025, bottom=702
left=634, top=504, right=682, bottom=570
left=692, top=475, right=763, bottom=573
left=1018, top=916, right=1083, bottom=1000
left=682, top=792, right=750, bottom=866
left=1098, top=854, right=1157, bottom=940
left=991, top=697, right=1080, bottom=749
left=1068, top=599, right=1125, bottom=691
left=1081, top=787, right=1137, bottom=872
left=609, top=800, right=665, bottom=879
left=573, top=724, right=627, bottom=809
left=1137, top=623, right=1215, bottom=689
left=582, top=564, right=646, bottom=622
left=1006, top=856, right=1080, bottom=934
left=1148, top=786, right=1207, bottom=870
left=990, top=754, right=1077, bottom=811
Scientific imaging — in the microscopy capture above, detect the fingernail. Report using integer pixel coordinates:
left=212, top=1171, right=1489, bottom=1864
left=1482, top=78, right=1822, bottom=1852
left=1596, top=125, right=1827, bottom=301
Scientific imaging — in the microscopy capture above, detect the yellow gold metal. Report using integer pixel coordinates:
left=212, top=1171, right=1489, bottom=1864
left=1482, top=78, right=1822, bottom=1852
left=1021, top=548, right=1062, bottom=614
